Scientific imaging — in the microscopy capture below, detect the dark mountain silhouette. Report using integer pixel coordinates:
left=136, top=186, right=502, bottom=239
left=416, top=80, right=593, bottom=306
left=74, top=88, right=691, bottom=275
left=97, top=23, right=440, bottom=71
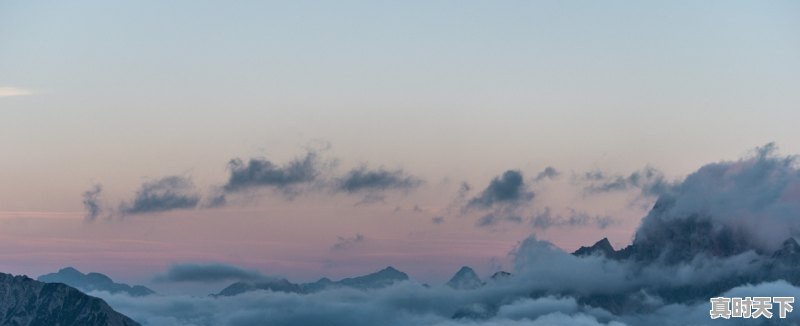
left=572, top=238, right=615, bottom=258
left=446, top=266, right=483, bottom=290
left=489, top=271, right=511, bottom=281
left=0, top=272, right=140, bottom=326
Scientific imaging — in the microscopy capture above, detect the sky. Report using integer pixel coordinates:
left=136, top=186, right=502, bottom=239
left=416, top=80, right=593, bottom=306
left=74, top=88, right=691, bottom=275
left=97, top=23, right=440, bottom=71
left=1, top=0, right=799, bottom=289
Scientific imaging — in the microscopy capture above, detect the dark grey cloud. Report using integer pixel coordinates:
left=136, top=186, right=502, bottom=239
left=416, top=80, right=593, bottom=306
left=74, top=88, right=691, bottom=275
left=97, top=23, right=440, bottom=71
left=336, top=166, right=422, bottom=194
left=468, top=170, right=534, bottom=209
left=457, top=182, right=471, bottom=198
left=582, top=166, right=671, bottom=197
left=223, top=151, right=321, bottom=193
left=331, top=234, right=366, bottom=251
left=475, top=214, right=523, bottom=227
left=530, top=207, right=617, bottom=230
left=119, top=176, right=200, bottom=215
left=204, top=188, right=227, bottom=208
left=82, top=184, right=103, bottom=222
left=533, top=166, right=560, bottom=182
left=154, top=263, right=269, bottom=283
left=431, top=216, right=445, bottom=224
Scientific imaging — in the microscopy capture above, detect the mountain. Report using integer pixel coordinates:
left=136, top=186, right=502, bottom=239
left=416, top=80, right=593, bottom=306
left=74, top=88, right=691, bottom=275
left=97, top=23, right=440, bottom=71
left=572, top=238, right=616, bottom=258
left=446, top=266, right=483, bottom=290
left=335, top=266, right=409, bottom=290
left=489, top=271, right=511, bottom=281
left=214, top=266, right=410, bottom=297
left=771, top=237, right=800, bottom=262
left=301, top=277, right=335, bottom=293
left=0, top=272, right=140, bottom=326
left=38, top=267, right=155, bottom=297
left=213, top=278, right=302, bottom=297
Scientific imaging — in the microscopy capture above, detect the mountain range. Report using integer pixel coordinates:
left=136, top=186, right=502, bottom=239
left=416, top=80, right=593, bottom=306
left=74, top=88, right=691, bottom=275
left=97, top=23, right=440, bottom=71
left=214, top=266, right=410, bottom=296
left=38, top=267, right=155, bottom=297
left=214, top=265, right=514, bottom=297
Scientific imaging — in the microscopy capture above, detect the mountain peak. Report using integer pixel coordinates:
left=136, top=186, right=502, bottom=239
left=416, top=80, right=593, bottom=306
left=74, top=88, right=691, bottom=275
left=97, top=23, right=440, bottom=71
left=572, top=237, right=615, bottom=257
left=57, top=266, right=83, bottom=275
left=772, top=237, right=800, bottom=260
left=782, top=237, right=800, bottom=250
left=490, top=271, right=512, bottom=281
left=336, top=266, right=409, bottom=290
left=380, top=266, right=400, bottom=273
left=374, top=266, right=406, bottom=278
left=214, top=278, right=302, bottom=297
left=446, top=266, right=482, bottom=290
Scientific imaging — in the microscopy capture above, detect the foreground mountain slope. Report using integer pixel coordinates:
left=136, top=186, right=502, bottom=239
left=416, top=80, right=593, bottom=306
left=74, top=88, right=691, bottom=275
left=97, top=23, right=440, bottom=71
left=0, top=272, right=140, bottom=326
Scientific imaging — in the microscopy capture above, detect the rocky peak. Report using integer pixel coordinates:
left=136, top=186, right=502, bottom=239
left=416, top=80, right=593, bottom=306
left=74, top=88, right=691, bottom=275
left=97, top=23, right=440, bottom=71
left=573, top=238, right=615, bottom=257
left=446, top=266, right=483, bottom=290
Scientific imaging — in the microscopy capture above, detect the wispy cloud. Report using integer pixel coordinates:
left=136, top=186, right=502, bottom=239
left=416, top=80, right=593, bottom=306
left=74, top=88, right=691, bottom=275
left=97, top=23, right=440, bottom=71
left=119, top=176, right=200, bottom=216
left=533, top=166, right=560, bottom=182
left=530, top=207, right=617, bottom=230
left=0, top=87, right=34, bottom=97
left=82, top=184, right=103, bottom=222
left=336, top=167, right=422, bottom=194
left=331, top=233, right=366, bottom=251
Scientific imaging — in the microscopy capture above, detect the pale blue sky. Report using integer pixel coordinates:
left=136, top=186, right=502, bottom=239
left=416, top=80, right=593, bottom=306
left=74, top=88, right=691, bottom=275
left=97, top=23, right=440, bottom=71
left=1, top=1, right=799, bottom=282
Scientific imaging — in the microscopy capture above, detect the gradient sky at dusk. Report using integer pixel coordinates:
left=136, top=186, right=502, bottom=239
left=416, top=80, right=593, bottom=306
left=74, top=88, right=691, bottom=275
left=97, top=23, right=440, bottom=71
left=1, top=0, right=799, bottom=290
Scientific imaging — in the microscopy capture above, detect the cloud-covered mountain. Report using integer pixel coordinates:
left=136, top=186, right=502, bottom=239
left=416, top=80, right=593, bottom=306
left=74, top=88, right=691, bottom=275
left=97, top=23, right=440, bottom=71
left=38, top=267, right=155, bottom=297
left=0, top=272, right=140, bottom=326
left=214, top=278, right=303, bottom=297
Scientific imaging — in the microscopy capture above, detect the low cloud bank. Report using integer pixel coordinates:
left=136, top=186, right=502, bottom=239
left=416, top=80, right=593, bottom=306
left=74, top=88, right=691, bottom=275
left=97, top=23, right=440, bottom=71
left=154, top=263, right=271, bottom=283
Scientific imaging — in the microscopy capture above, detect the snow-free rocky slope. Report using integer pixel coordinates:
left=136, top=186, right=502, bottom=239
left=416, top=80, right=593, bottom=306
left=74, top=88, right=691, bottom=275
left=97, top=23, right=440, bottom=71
left=0, top=272, right=140, bottom=326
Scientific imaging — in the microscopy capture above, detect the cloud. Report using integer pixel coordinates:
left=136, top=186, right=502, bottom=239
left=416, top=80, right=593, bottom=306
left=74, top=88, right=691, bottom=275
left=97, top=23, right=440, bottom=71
left=331, top=234, right=366, bottom=251
left=431, top=216, right=445, bottom=224
left=84, top=143, right=800, bottom=325
left=93, top=280, right=628, bottom=326
left=119, top=176, right=200, bottom=215
left=336, top=166, right=422, bottom=193
left=582, top=166, right=671, bottom=198
left=223, top=151, right=322, bottom=194
left=154, top=263, right=269, bottom=283
left=530, top=208, right=617, bottom=230
left=0, top=86, right=34, bottom=97
left=534, top=167, right=560, bottom=182
left=476, top=214, right=523, bottom=227
left=468, top=170, right=534, bottom=209
left=204, top=187, right=228, bottom=208
left=632, top=142, right=800, bottom=260
left=457, top=182, right=471, bottom=198
left=82, top=184, right=103, bottom=222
